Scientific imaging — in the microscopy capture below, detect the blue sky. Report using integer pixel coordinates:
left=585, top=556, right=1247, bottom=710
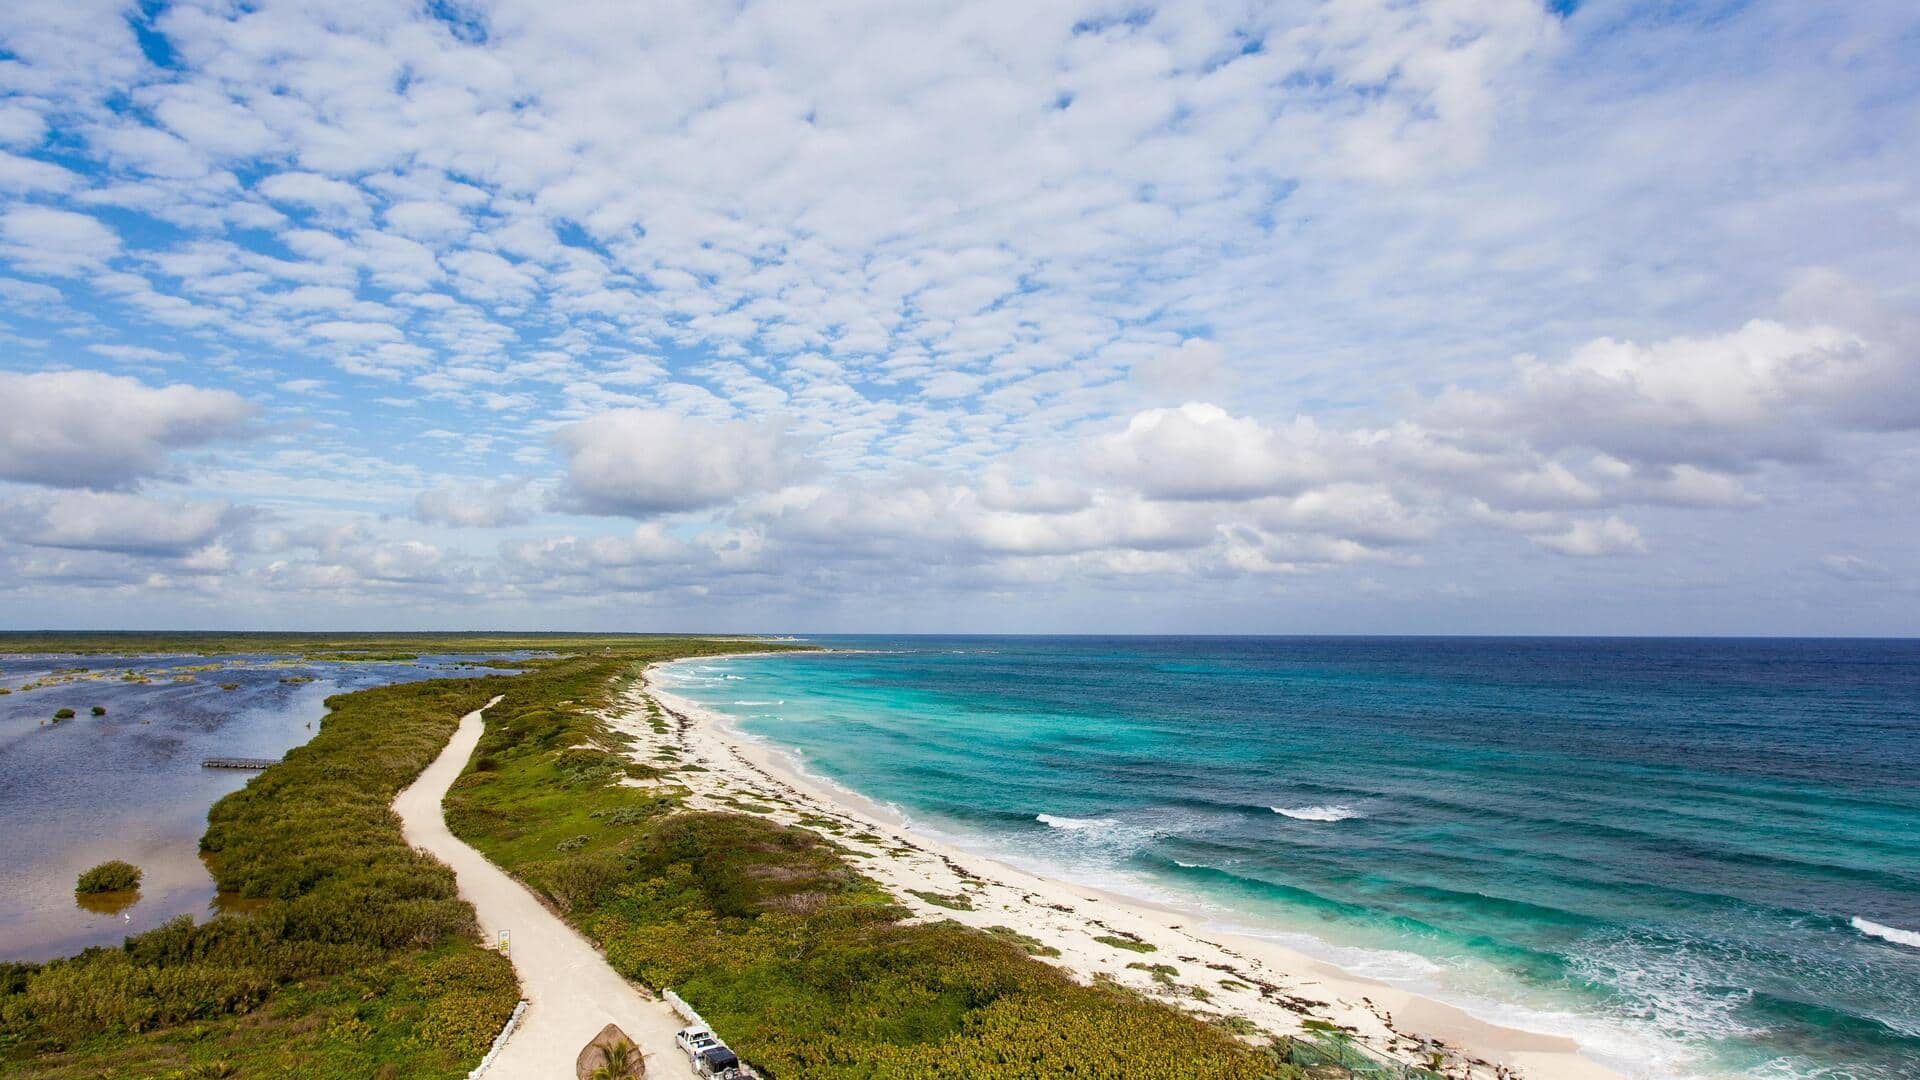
left=1, top=0, right=1916, bottom=633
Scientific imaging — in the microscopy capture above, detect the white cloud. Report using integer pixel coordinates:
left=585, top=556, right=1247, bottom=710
left=1130, top=339, right=1232, bottom=400
left=256, top=172, right=372, bottom=221
left=1094, top=403, right=1330, bottom=500
left=1531, top=516, right=1647, bottom=558
left=413, top=478, right=537, bottom=528
left=0, top=206, right=119, bottom=276
left=87, top=343, right=184, bottom=364
left=0, top=370, right=256, bottom=489
left=502, top=523, right=684, bottom=575
left=0, top=104, right=48, bottom=148
left=1, top=489, right=242, bottom=556
left=383, top=200, right=470, bottom=242
left=0, top=149, right=79, bottom=193
left=349, top=539, right=446, bottom=583
left=0, top=2, right=1914, bottom=629
left=555, top=409, right=801, bottom=516
left=1436, top=321, right=1907, bottom=468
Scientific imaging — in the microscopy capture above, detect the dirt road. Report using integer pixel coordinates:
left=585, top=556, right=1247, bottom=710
left=394, top=696, right=697, bottom=1079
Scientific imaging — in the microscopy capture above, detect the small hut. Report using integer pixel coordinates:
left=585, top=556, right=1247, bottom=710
left=575, top=1023, right=644, bottom=1079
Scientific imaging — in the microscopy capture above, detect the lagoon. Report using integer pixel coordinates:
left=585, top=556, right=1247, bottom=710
left=0, top=652, right=507, bottom=960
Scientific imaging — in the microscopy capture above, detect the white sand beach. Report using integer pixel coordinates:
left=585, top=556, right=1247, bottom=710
left=629, top=662, right=1625, bottom=1080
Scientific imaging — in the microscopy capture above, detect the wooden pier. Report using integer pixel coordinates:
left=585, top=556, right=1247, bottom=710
left=201, top=757, right=280, bottom=770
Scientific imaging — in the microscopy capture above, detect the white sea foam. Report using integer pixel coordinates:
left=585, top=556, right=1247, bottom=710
left=731, top=700, right=784, bottom=706
left=1272, top=804, right=1360, bottom=822
left=1036, top=813, right=1117, bottom=830
left=1853, top=916, right=1920, bottom=949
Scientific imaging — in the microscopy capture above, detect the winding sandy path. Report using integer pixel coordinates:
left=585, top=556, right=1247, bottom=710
left=394, top=696, right=697, bottom=1079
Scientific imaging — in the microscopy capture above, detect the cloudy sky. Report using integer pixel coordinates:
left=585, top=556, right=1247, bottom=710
left=1, top=0, right=1916, bottom=634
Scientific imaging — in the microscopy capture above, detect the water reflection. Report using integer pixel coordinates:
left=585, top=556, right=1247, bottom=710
left=74, top=889, right=140, bottom=917
left=0, top=651, right=519, bottom=960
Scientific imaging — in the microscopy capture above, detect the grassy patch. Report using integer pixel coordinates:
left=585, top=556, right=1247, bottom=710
left=1094, top=934, right=1158, bottom=953
left=1214, top=1014, right=1263, bottom=1036
left=985, top=926, right=1061, bottom=957
left=906, top=889, right=975, bottom=911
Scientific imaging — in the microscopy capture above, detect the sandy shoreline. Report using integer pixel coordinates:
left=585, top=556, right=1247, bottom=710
left=624, top=657, right=1625, bottom=1080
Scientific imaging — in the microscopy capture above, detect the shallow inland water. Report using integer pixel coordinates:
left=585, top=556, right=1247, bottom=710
left=660, top=636, right=1920, bottom=1080
left=0, top=653, right=506, bottom=960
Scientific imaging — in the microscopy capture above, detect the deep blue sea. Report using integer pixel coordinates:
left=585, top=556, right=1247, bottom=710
left=657, top=637, right=1920, bottom=1080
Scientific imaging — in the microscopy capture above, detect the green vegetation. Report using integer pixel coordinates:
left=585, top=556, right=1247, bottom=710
left=442, top=645, right=1293, bottom=1079
left=51, top=709, right=74, bottom=721
left=5, top=634, right=1296, bottom=1078
left=2, top=666, right=520, bottom=1078
left=1094, top=934, right=1158, bottom=953
left=985, top=925, right=1061, bottom=957
left=1215, top=1015, right=1262, bottom=1036
left=74, top=861, right=142, bottom=895
left=89, top=706, right=106, bottom=717
left=587, top=1036, right=639, bottom=1080
left=906, top=888, right=975, bottom=911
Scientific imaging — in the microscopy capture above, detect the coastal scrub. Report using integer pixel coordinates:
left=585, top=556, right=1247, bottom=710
left=74, top=861, right=141, bottom=894
left=4, top=635, right=1297, bottom=1078
left=443, top=651, right=1292, bottom=1079
left=3, top=667, right=522, bottom=1077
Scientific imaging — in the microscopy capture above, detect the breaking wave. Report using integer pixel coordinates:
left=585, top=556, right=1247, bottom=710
left=1272, top=804, right=1361, bottom=822
left=1854, top=917, right=1920, bottom=949
left=1037, top=813, right=1117, bottom=830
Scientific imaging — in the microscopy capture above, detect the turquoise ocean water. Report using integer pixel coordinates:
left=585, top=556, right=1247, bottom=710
left=655, top=637, right=1920, bottom=1080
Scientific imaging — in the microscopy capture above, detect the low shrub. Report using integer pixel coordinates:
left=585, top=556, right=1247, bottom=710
left=908, top=889, right=975, bottom=911
left=75, top=860, right=142, bottom=894
left=986, top=925, right=1061, bottom=957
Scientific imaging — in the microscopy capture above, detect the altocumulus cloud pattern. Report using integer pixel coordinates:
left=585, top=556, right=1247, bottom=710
left=0, top=0, right=1916, bottom=633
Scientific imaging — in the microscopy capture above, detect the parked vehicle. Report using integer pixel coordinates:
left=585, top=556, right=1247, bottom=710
left=674, top=1025, right=747, bottom=1078
left=666, top=989, right=753, bottom=1078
